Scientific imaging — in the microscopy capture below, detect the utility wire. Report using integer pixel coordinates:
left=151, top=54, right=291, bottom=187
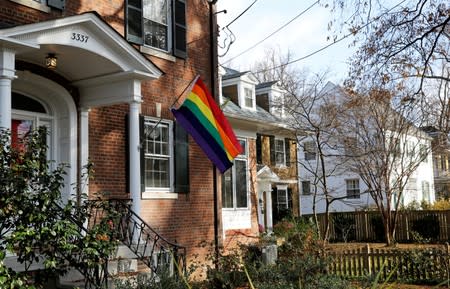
left=223, top=0, right=258, bottom=29
left=250, top=0, right=407, bottom=75
left=222, top=1, right=320, bottom=65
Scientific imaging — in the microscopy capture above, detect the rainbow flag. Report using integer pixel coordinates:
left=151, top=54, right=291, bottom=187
left=171, top=76, right=242, bottom=173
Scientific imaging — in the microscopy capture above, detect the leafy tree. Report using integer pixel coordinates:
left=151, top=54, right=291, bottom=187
left=0, top=128, right=117, bottom=288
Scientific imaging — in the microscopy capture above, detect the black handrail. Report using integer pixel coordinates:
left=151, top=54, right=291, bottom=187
left=86, top=199, right=187, bottom=279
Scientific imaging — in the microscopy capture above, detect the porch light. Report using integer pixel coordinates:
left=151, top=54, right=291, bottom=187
left=45, top=53, right=57, bottom=69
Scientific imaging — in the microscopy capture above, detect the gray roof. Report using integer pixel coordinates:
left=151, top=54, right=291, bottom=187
left=256, top=81, right=278, bottom=90
left=222, top=97, right=285, bottom=126
left=222, top=67, right=250, bottom=80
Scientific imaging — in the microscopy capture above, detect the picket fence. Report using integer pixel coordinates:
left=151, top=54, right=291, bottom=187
left=327, top=244, right=450, bottom=284
left=306, top=210, right=450, bottom=242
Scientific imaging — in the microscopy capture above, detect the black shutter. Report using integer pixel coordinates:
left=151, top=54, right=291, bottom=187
left=47, top=0, right=65, bottom=10
left=126, top=0, right=144, bottom=45
left=269, top=135, right=275, bottom=166
left=256, top=133, right=262, bottom=164
left=172, top=0, right=187, bottom=58
left=174, top=121, right=189, bottom=193
left=285, top=138, right=291, bottom=167
left=139, top=115, right=145, bottom=193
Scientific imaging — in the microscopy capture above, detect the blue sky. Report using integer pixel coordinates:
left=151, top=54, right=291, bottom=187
left=216, top=0, right=358, bottom=84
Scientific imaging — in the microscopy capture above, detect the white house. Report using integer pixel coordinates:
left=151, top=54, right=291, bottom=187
left=299, top=82, right=435, bottom=215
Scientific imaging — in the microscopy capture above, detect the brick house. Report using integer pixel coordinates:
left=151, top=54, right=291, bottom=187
left=219, top=67, right=299, bottom=243
left=0, top=0, right=223, bottom=284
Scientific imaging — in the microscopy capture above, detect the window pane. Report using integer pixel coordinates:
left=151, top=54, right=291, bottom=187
left=235, top=160, right=247, bottom=208
left=143, top=0, right=167, bottom=24
left=275, top=139, right=285, bottom=165
left=144, top=120, right=171, bottom=190
left=145, top=158, right=169, bottom=188
left=12, top=93, right=46, bottom=113
left=222, top=170, right=233, bottom=208
left=238, top=139, right=246, bottom=156
left=11, top=119, right=33, bottom=151
left=302, top=181, right=311, bottom=195
left=144, top=20, right=168, bottom=50
left=346, top=179, right=360, bottom=199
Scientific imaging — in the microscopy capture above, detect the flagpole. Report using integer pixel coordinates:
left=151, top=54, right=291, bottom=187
left=208, top=0, right=220, bottom=265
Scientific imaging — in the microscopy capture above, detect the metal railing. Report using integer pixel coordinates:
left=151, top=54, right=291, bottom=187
left=86, top=199, right=186, bottom=279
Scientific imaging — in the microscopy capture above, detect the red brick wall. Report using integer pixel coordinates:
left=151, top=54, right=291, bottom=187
left=2, top=0, right=217, bottom=265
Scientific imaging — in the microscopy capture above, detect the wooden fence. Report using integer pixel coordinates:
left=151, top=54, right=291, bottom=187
left=304, top=210, right=450, bottom=242
left=328, top=244, right=450, bottom=284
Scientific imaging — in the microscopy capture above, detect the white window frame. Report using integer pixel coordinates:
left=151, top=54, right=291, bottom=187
left=275, top=138, right=286, bottom=166
left=243, top=87, right=254, bottom=109
left=346, top=179, right=360, bottom=199
left=142, top=118, right=175, bottom=196
left=222, top=138, right=249, bottom=210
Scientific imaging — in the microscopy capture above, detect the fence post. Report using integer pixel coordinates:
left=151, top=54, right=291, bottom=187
left=446, top=243, right=450, bottom=288
left=364, top=243, right=371, bottom=275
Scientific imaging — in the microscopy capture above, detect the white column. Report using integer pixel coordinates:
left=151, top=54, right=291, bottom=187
left=265, top=189, right=273, bottom=233
left=79, top=107, right=90, bottom=200
left=129, top=101, right=141, bottom=214
left=0, top=48, right=16, bottom=131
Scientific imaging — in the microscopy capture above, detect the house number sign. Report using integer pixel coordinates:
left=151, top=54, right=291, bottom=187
left=71, top=32, right=89, bottom=43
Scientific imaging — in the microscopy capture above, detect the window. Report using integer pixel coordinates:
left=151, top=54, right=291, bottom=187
left=222, top=139, right=248, bottom=209
left=275, top=139, right=285, bottom=166
left=406, top=140, right=415, bottom=157
left=126, top=0, right=187, bottom=58
left=303, top=141, right=316, bottom=161
left=143, top=119, right=173, bottom=191
left=301, top=181, right=311, bottom=195
left=276, top=188, right=288, bottom=210
left=420, top=144, right=428, bottom=163
left=422, top=181, right=430, bottom=203
left=244, top=87, right=254, bottom=108
left=346, top=179, right=360, bottom=199
left=140, top=117, right=189, bottom=196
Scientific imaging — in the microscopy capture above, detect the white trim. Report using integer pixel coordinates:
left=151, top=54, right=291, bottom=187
left=142, top=117, right=175, bottom=195
left=13, top=71, right=77, bottom=202
left=142, top=192, right=178, bottom=199
left=0, top=13, right=162, bottom=79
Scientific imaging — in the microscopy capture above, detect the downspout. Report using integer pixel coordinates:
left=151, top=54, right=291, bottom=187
left=208, top=0, right=220, bottom=263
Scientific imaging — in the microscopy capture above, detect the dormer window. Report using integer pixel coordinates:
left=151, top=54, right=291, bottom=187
left=244, top=87, right=254, bottom=108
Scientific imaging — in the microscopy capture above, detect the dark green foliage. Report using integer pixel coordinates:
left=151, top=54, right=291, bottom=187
left=0, top=129, right=118, bottom=288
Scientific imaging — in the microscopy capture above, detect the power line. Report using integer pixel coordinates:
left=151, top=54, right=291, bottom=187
left=251, top=0, right=407, bottom=75
left=222, top=1, right=320, bottom=65
left=223, top=0, right=258, bottom=29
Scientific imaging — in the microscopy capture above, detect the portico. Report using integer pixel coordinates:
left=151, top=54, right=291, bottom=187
left=0, top=13, right=162, bottom=212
